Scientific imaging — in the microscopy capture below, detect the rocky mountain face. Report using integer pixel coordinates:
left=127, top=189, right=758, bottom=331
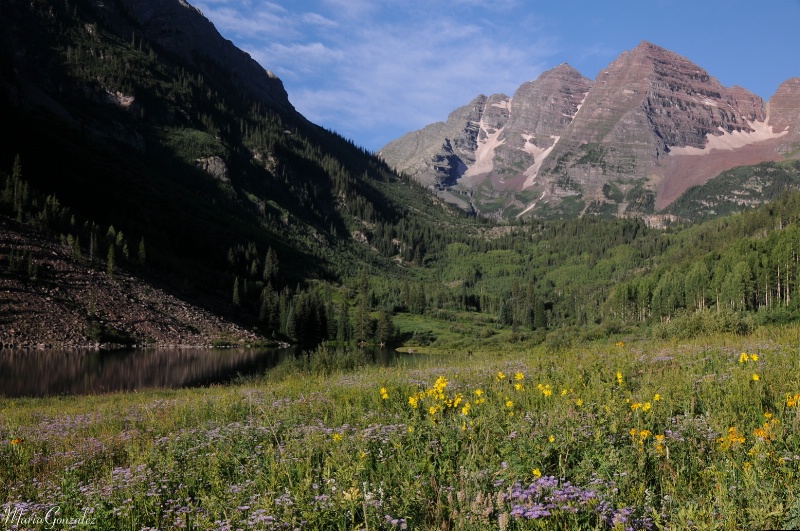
left=114, top=0, right=293, bottom=113
left=769, top=78, right=800, bottom=152
left=380, top=41, right=800, bottom=220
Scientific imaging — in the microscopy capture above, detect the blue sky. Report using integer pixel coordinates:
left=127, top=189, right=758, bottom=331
left=194, top=0, right=800, bottom=152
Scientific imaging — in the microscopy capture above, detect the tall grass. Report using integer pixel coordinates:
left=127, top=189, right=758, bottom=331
left=2, top=330, right=800, bottom=529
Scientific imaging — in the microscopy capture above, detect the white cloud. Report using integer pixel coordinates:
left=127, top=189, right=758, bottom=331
left=301, top=12, right=338, bottom=28
left=194, top=2, right=296, bottom=40
left=250, top=42, right=344, bottom=79
left=318, top=0, right=378, bottom=20
left=199, top=1, right=558, bottom=149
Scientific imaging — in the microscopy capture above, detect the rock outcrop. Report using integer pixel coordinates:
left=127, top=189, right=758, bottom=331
left=196, top=156, right=229, bottom=181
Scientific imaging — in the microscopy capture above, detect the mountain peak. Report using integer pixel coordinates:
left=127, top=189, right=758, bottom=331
left=550, top=63, right=581, bottom=75
left=380, top=41, right=798, bottom=219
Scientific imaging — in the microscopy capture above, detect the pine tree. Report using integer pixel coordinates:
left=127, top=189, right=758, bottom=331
left=263, top=247, right=279, bottom=284
left=137, top=238, right=146, bottom=265
left=336, top=298, right=350, bottom=342
left=72, top=235, right=82, bottom=261
left=285, top=303, right=296, bottom=339
left=107, top=245, right=115, bottom=277
left=259, top=286, right=270, bottom=323
left=232, top=276, right=241, bottom=307
left=534, top=299, right=547, bottom=330
left=11, top=154, right=23, bottom=221
left=375, top=310, right=392, bottom=345
left=106, top=225, right=116, bottom=245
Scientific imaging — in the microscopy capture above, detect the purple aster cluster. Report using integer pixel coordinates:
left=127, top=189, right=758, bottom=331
left=504, top=476, right=654, bottom=530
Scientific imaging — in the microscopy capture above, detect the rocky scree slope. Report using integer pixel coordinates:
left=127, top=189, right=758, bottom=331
left=0, top=218, right=262, bottom=348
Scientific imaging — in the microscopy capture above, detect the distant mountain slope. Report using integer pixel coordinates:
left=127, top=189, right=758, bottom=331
left=0, top=0, right=458, bottom=341
left=664, top=160, right=800, bottom=222
left=380, top=41, right=800, bottom=220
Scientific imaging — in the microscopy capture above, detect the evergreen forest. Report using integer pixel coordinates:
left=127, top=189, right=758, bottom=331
left=3, top=0, right=800, bottom=350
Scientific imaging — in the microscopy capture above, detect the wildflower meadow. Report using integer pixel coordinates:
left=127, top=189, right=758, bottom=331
left=2, top=329, right=800, bottom=529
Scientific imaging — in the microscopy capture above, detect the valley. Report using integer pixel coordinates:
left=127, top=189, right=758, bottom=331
left=2, top=1, right=800, bottom=528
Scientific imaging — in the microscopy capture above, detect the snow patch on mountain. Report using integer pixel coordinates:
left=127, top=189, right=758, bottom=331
left=522, top=135, right=560, bottom=188
left=463, top=125, right=505, bottom=183
left=669, top=119, right=788, bottom=156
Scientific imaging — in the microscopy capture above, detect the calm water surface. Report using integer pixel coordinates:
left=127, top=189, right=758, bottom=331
left=0, top=346, right=410, bottom=398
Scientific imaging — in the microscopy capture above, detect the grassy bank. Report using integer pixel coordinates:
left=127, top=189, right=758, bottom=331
left=2, top=328, right=800, bottom=529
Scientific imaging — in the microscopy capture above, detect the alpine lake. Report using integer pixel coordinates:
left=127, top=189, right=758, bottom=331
left=0, top=345, right=418, bottom=398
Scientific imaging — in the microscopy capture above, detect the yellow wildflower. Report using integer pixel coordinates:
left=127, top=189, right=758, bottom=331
left=453, top=394, right=463, bottom=408
left=380, top=387, right=389, bottom=400
left=533, top=468, right=542, bottom=478
left=408, top=426, right=414, bottom=433
left=505, top=400, right=514, bottom=409
left=718, top=426, right=746, bottom=450
left=739, top=352, right=749, bottom=363
left=631, top=402, right=642, bottom=411
left=753, top=417, right=780, bottom=442
left=752, top=373, right=760, bottom=381
left=561, top=389, right=568, bottom=396
left=630, top=429, right=652, bottom=445
left=642, top=402, right=652, bottom=412
left=515, top=372, right=525, bottom=381
left=461, top=402, right=471, bottom=416
left=474, top=389, right=484, bottom=397
left=751, top=354, right=759, bottom=362
left=497, top=371, right=506, bottom=381
left=408, top=396, right=419, bottom=409
left=514, top=383, right=525, bottom=391
left=655, top=434, right=666, bottom=455
left=548, top=435, right=555, bottom=443
left=429, top=405, right=439, bottom=416
left=10, top=438, right=22, bottom=445
left=576, top=398, right=584, bottom=407
left=787, top=393, right=800, bottom=408
left=653, top=393, right=662, bottom=401
left=333, top=433, right=343, bottom=442
left=617, top=372, right=624, bottom=385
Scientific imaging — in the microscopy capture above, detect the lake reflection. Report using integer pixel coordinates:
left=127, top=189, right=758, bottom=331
left=0, top=347, right=295, bottom=398
left=0, top=346, right=411, bottom=398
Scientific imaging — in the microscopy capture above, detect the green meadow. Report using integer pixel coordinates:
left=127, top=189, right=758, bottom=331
left=3, top=327, right=800, bottom=530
